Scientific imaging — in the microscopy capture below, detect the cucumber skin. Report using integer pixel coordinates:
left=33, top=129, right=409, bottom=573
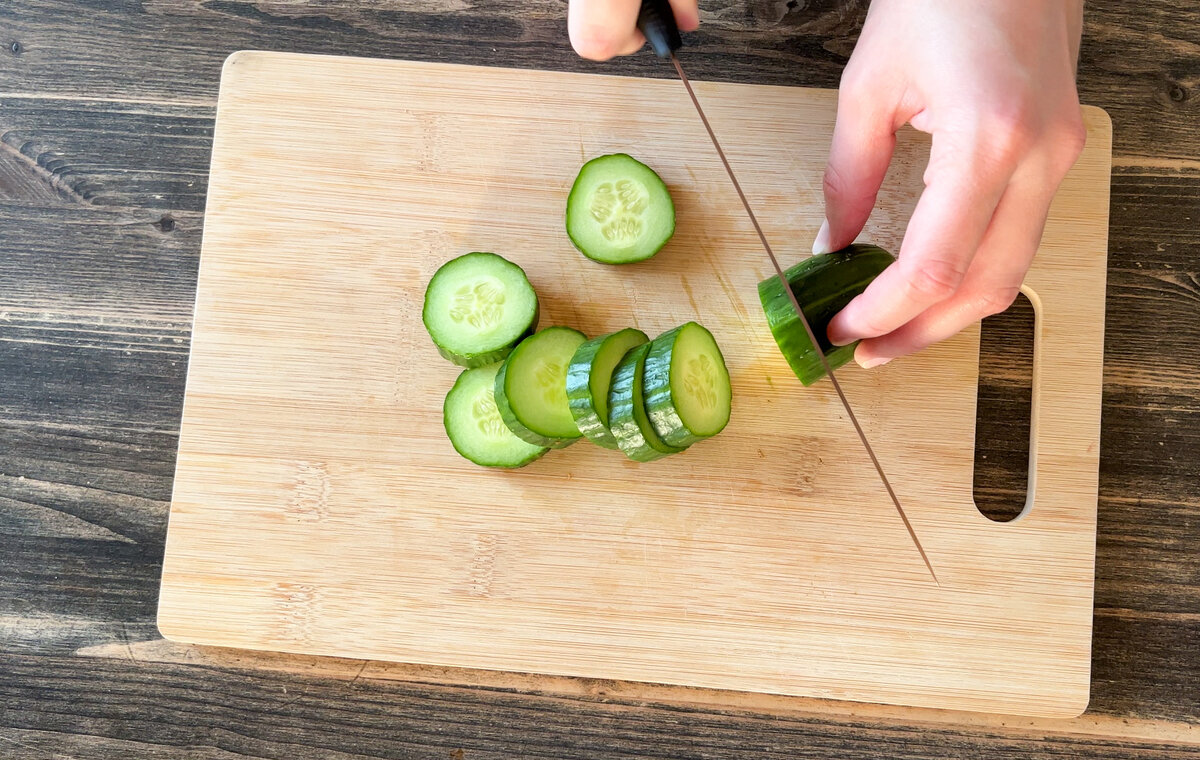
left=758, top=244, right=895, bottom=386
left=493, top=327, right=586, bottom=449
left=608, top=344, right=688, bottom=462
left=643, top=323, right=730, bottom=448
left=566, top=329, right=649, bottom=450
left=566, top=153, right=675, bottom=265
left=443, top=367, right=549, bottom=469
left=422, top=252, right=540, bottom=368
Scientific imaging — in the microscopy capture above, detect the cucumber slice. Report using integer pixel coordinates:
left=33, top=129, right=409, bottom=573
left=423, top=252, right=539, bottom=368
left=566, top=328, right=650, bottom=449
left=566, top=154, right=675, bottom=264
left=608, top=343, right=688, bottom=462
left=758, top=244, right=895, bottom=385
left=643, top=322, right=732, bottom=447
left=494, top=326, right=588, bottom=448
left=444, top=363, right=549, bottom=468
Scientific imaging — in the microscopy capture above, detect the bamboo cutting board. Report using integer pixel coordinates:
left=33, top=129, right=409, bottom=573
left=159, top=51, right=1112, bottom=717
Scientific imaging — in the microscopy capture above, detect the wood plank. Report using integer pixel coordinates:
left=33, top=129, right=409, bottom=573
left=2, top=654, right=1199, bottom=759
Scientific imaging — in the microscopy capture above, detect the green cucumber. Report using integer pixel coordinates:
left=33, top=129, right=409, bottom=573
left=608, top=343, right=688, bottom=462
left=423, top=252, right=539, bottom=368
left=758, top=244, right=895, bottom=385
left=643, top=322, right=732, bottom=447
left=566, top=154, right=675, bottom=264
left=444, top=363, right=549, bottom=468
left=566, top=328, right=650, bottom=450
left=494, top=326, right=588, bottom=448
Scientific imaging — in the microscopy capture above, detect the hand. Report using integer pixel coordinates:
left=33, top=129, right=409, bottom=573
left=568, top=0, right=699, bottom=60
left=819, top=0, right=1086, bottom=368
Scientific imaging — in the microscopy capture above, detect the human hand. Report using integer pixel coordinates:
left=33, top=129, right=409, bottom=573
left=819, top=0, right=1086, bottom=368
left=568, top=0, right=699, bottom=60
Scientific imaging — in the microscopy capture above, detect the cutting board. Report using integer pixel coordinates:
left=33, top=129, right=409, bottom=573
left=158, top=51, right=1112, bottom=717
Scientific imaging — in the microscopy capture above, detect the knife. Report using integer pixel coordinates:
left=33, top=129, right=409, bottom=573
left=637, top=0, right=939, bottom=585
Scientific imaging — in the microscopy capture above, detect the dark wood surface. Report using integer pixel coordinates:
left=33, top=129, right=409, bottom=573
left=2, top=0, right=1198, bottom=756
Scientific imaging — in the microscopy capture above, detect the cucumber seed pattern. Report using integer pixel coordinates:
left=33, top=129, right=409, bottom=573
left=683, top=354, right=718, bottom=410
left=450, top=277, right=506, bottom=330
left=535, top=360, right=567, bottom=406
left=471, top=391, right=508, bottom=438
left=589, top=179, right=649, bottom=245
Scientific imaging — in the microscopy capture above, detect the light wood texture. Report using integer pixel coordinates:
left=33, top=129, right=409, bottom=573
left=157, top=51, right=1112, bottom=718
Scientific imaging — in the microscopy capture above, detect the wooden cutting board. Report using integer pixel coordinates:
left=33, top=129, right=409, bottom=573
left=158, top=51, right=1112, bottom=718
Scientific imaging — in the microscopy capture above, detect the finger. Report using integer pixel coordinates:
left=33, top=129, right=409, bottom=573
left=569, top=0, right=643, bottom=60
left=667, top=0, right=701, bottom=31
left=826, top=129, right=1019, bottom=345
left=853, top=167, right=1057, bottom=366
left=818, top=71, right=902, bottom=254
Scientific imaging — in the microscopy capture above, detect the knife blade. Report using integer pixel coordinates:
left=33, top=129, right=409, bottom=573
left=636, top=0, right=939, bottom=585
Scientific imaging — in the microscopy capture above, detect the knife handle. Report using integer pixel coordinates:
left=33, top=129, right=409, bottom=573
left=638, top=0, right=682, bottom=58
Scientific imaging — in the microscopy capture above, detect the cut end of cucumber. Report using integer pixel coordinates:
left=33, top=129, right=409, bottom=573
left=496, top=326, right=588, bottom=446
left=667, top=322, right=732, bottom=438
left=423, top=252, right=539, bottom=367
left=566, top=154, right=675, bottom=265
left=758, top=244, right=895, bottom=385
left=643, top=322, right=732, bottom=447
left=444, top=363, right=549, bottom=468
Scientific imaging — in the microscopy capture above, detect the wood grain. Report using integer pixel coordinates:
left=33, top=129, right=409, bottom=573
left=2, top=0, right=1199, bottom=755
left=154, top=52, right=1110, bottom=718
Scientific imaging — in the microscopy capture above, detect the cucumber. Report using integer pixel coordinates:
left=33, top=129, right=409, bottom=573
left=566, top=154, right=675, bottom=264
left=608, top=343, right=688, bottom=462
left=423, top=252, right=539, bottom=368
left=758, top=244, right=895, bottom=385
left=566, top=328, right=650, bottom=450
left=643, top=322, right=732, bottom=447
left=444, top=363, right=549, bottom=468
left=494, top=326, right=588, bottom=448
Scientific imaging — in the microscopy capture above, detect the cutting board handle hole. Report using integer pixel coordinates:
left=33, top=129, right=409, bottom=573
left=973, top=291, right=1035, bottom=523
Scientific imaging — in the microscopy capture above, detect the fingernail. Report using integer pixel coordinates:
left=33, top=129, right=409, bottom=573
left=857, top=355, right=892, bottom=370
left=812, top=218, right=831, bottom=255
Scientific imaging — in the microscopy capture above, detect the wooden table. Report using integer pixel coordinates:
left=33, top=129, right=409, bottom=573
left=1, top=1, right=1197, bottom=757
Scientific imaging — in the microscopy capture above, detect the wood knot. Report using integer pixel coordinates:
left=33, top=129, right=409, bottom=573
left=154, top=214, right=175, bottom=233
left=468, top=534, right=498, bottom=598
left=286, top=462, right=332, bottom=521
left=1168, top=83, right=1188, bottom=103
left=274, top=582, right=320, bottom=644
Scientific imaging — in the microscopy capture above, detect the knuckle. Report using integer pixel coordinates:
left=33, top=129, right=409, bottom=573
left=822, top=161, right=851, bottom=200
left=975, top=286, right=1021, bottom=317
left=976, top=106, right=1037, bottom=169
left=1051, top=117, right=1088, bottom=169
left=823, top=160, right=878, bottom=206
left=838, top=63, right=870, bottom=97
left=570, top=25, right=622, bottom=60
left=904, top=259, right=967, bottom=302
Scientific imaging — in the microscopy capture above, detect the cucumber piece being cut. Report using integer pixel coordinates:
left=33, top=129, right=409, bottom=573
left=444, top=363, right=549, bottom=468
left=643, top=322, right=732, bottom=448
left=608, top=343, right=688, bottom=462
left=566, top=328, right=650, bottom=449
left=423, top=252, right=539, bottom=368
left=495, top=326, right=588, bottom=448
left=566, top=154, right=675, bottom=264
left=758, top=244, right=895, bottom=385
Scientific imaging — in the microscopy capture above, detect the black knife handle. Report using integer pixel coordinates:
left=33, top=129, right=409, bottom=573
left=637, top=0, right=682, bottom=58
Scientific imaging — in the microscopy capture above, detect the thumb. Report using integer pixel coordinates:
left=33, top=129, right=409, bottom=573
left=817, top=75, right=901, bottom=254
